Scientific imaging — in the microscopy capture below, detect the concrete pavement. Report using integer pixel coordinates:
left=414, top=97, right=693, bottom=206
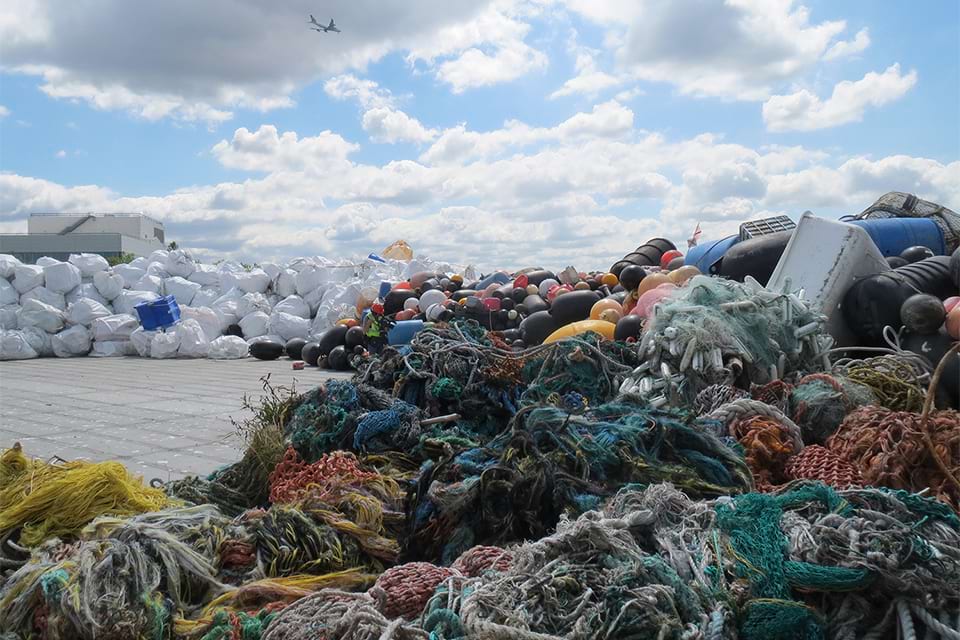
left=0, top=357, right=349, bottom=482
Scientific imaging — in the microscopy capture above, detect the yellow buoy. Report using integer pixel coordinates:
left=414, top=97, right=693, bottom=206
left=543, top=319, right=616, bottom=343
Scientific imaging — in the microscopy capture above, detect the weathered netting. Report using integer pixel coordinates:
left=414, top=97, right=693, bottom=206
left=450, top=545, right=512, bottom=577
left=730, top=415, right=799, bottom=491
left=695, top=383, right=749, bottom=415
left=826, top=405, right=960, bottom=510
left=368, top=562, right=458, bottom=619
left=261, top=590, right=430, bottom=640
left=784, top=445, right=864, bottom=489
left=789, top=373, right=875, bottom=445
left=620, top=275, right=831, bottom=406
left=832, top=353, right=930, bottom=412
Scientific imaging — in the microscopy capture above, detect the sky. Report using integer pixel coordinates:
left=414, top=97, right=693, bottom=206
left=0, top=0, right=957, bottom=270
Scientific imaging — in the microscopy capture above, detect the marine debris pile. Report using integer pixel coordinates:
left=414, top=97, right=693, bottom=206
left=1, top=193, right=960, bottom=639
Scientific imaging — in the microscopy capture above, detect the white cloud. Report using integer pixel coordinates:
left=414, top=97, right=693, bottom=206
left=54, top=149, right=66, bottom=158
left=562, top=0, right=852, bottom=100
left=210, top=125, right=358, bottom=172
left=763, top=64, right=918, bottom=132
left=823, top=27, right=870, bottom=60
left=550, top=50, right=624, bottom=99
left=0, top=105, right=10, bottom=118
left=323, top=75, right=395, bottom=109
left=362, top=107, right=437, bottom=144
left=436, top=39, right=548, bottom=93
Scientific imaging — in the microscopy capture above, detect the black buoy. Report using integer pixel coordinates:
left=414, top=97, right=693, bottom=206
left=284, top=338, right=307, bottom=360
left=344, top=326, right=366, bottom=349
left=618, top=265, right=646, bottom=292
left=549, top=290, right=600, bottom=326
left=250, top=341, right=284, bottom=361
left=317, top=325, right=349, bottom=356
left=886, top=256, right=909, bottom=269
left=901, top=294, right=947, bottom=334
left=327, top=345, right=351, bottom=371
left=614, top=315, right=643, bottom=341
left=950, top=247, right=960, bottom=288
left=900, top=245, right=935, bottom=263
left=519, top=310, right=557, bottom=345
left=301, top=342, right=321, bottom=366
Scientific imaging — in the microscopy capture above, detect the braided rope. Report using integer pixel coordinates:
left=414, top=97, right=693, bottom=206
left=707, top=398, right=803, bottom=451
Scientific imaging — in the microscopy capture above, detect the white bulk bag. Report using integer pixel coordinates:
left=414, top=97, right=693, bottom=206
left=43, top=261, right=82, bottom=293
left=0, top=330, right=38, bottom=360
left=18, top=298, right=65, bottom=333
left=52, top=325, right=92, bottom=357
left=92, top=313, right=139, bottom=341
left=90, top=340, right=137, bottom=357
left=113, top=290, right=160, bottom=315
left=0, top=254, right=21, bottom=280
left=179, top=306, right=221, bottom=340
left=208, top=335, right=248, bottom=359
left=187, top=264, right=220, bottom=287
left=235, top=268, right=271, bottom=294
left=93, top=271, right=124, bottom=300
left=22, top=326, right=53, bottom=356
left=150, top=330, right=181, bottom=359
left=274, top=294, right=310, bottom=319
left=163, top=276, right=201, bottom=305
left=295, top=265, right=327, bottom=296
left=68, top=282, right=110, bottom=308
left=12, top=264, right=44, bottom=293
left=113, top=264, right=146, bottom=288
left=261, top=262, right=282, bottom=280
left=239, top=311, right=270, bottom=338
left=21, top=286, right=66, bottom=311
left=133, top=274, right=163, bottom=294
left=177, top=319, right=210, bottom=358
left=66, top=298, right=112, bottom=327
left=269, top=311, right=310, bottom=340
left=36, top=256, right=60, bottom=267
left=275, top=270, right=297, bottom=297
left=0, top=304, right=19, bottom=329
left=0, top=278, right=18, bottom=305
left=192, top=287, right=219, bottom=308
left=147, top=249, right=169, bottom=265
left=235, top=292, right=271, bottom=318
left=69, top=253, right=110, bottom=276
left=164, top=249, right=195, bottom=278
left=130, top=327, right=155, bottom=357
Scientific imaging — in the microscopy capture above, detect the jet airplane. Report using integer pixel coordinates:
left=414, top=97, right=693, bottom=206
left=309, top=15, right=340, bottom=33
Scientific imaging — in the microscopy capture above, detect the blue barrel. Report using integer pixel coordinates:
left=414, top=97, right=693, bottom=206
left=850, top=218, right=945, bottom=256
left=684, top=235, right=738, bottom=274
left=476, top=271, right=511, bottom=290
left=387, top=319, right=424, bottom=345
left=134, top=295, right=181, bottom=330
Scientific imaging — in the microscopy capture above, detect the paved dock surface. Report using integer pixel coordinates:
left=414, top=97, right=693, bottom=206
left=0, top=357, right=349, bottom=481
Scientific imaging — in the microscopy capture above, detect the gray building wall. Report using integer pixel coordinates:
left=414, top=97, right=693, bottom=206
left=0, top=233, right=164, bottom=264
left=28, top=213, right=165, bottom=244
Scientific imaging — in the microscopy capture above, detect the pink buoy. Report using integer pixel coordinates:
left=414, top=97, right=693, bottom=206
left=631, top=283, right=677, bottom=318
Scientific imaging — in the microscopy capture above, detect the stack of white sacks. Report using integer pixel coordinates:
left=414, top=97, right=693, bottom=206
left=0, top=249, right=472, bottom=361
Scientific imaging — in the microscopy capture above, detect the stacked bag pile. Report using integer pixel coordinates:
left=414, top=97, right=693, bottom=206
left=0, top=247, right=472, bottom=361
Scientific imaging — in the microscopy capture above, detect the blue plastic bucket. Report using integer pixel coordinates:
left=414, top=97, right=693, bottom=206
left=684, top=235, right=738, bottom=274
left=850, top=218, right=945, bottom=256
left=134, top=295, right=181, bottom=330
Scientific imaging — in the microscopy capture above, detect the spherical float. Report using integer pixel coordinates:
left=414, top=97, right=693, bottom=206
left=590, top=298, right=623, bottom=320
left=538, top=278, right=559, bottom=298
left=901, top=294, right=947, bottom=334
left=250, top=341, right=284, bottom=361
left=344, top=326, right=366, bottom=349
left=660, top=250, right=683, bottom=270
left=614, top=315, right=643, bottom=341
left=301, top=342, right=322, bottom=366
left=636, top=272, right=671, bottom=297
left=668, top=265, right=700, bottom=285
left=284, top=338, right=306, bottom=360
left=327, top=345, right=351, bottom=371
left=900, top=246, right=934, bottom=263
left=600, top=273, right=619, bottom=287
left=617, top=265, right=646, bottom=292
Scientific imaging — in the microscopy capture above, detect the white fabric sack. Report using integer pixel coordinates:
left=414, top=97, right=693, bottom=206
left=0, top=304, right=19, bottom=330
left=187, top=264, right=220, bottom=286
left=129, top=256, right=148, bottom=268
left=21, top=326, right=53, bottom=356
left=0, top=330, right=38, bottom=360
left=164, top=249, right=195, bottom=278
left=312, top=282, right=363, bottom=333
left=18, top=298, right=65, bottom=333
left=69, top=253, right=109, bottom=276
left=113, top=264, right=146, bottom=288
left=213, top=307, right=239, bottom=333
left=208, top=335, right=249, bottom=359
left=179, top=306, right=221, bottom=340
left=164, top=276, right=200, bottom=305
left=261, top=262, right=282, bottom=280
left=191, top=287, right=219, bottom=308
left=145, top=263, right=170, bottom=279
left=36, top=256, right=60, bottom=267
left=275, top=269, right=297, bottom=297
left=93, top=271, right=124, bottom=300
left=303, top=285, right=327, bottom=315
left=133, top=274, right=163, bottom=294
left=0, top=254, right=21, bottom=280
left=295, top=265, right=327, bottom=296
left=0, top=278, right=19, bottom=305
left=269, top=311, right=310, bottom=340
left=235, top=269, right=271, bottom=294
left=92, top=313, right=139, bottom=341
left=12, top=264, right=44, bottom=293
left=90, top=340, right=137, bottom=357
left=177, top=319, right=210, bottom=357
left=66, top=298, right=112, bottom=327
left=274, top=294, right=310, bottom=319
left=150, top=330, right=181, bottom=359
left=147, top=249, right=169, bottom=265
left=236, top=292, right=271, bottom=318
left=43, top=261, right=82, bottom=293
left=114, top=290, right=160, bottom=315
left=130, top=327, right=155, bottom=357
left=65, top=283, right=109, bottom=308
left=52, top=325, right=92, bottom=357
left=239, top=311, right=270, bottom=338
left=21, top=286, right=66, bottom=311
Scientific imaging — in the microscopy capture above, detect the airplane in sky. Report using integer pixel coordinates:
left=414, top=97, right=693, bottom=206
left=308, top=15, right=341, bottom=33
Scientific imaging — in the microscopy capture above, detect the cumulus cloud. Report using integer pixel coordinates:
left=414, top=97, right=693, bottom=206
left=0, top=0, right=540, bottom=123
left=324, top=74, right=436, bottom=144
left=562, top=0, right=853, bottom=100
left=210, top=125, right=358, bottom=172
left=549, top=35, right=626, bottom=99
left=763, top=64, right=918, bottom=132
left=823, top=27, right=870, bottom=60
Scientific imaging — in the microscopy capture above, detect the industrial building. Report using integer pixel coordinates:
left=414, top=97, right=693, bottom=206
left=0, top=213, right=165, bottom=263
